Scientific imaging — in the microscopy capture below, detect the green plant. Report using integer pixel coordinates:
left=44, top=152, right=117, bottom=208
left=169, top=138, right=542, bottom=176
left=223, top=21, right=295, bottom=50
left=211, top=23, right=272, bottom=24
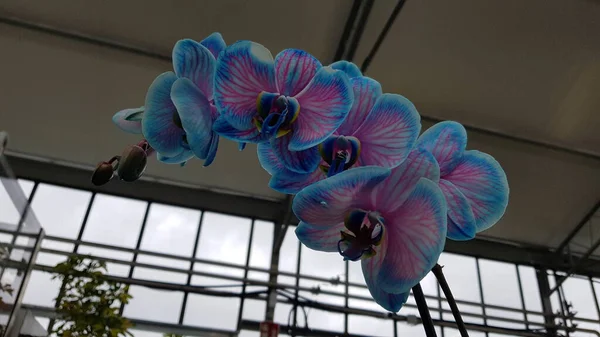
left=52, top=255, right=134, bottom=337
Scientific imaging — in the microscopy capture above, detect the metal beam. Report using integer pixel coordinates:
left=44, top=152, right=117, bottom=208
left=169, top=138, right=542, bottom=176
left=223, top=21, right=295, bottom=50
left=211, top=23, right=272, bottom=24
left=555, top=200, right=600, bottom=255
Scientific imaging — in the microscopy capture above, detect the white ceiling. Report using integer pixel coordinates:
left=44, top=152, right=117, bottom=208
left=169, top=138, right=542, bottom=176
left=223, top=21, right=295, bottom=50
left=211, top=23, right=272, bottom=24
left=0, top=0, right=599, bottom=252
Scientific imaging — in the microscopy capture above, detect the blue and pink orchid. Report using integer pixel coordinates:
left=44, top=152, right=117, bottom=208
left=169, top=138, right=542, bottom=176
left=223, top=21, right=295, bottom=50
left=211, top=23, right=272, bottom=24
left=105, top=33, right=510, bottom=314
left=258, top=65, right=421, bottom=194
left=417, top=121, right=509, bottom=241
left=212, top=41, right=354, bottom=173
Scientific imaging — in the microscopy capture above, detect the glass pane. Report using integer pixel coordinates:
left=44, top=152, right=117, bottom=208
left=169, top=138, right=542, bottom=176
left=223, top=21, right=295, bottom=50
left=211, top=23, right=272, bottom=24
left=183, top=294, right=240, bottom=330
left=279, top=228, right=299, bottom=274
left=123, top=286, right=183, bottom=323
left=479, top=259, right=521, bottom=308
left=77, top=245, right=133, bottom=277
left=242, top=299, right=266, bottom=322
left=438, top=253, right=481, bottom=302
left=300, top=307, right=344, bottom=332
left=139, top=203, right=201, bottom=257
left=196, top=212, right=251, bottom=266
left=300, top=245, right=345, bottom=280
left=518, top=265, right=544, bottom=324
left=30, top=184, right=92, bottom=238
left=23, top=270, right=61, bottom=307
left=129, top=330, right=163, bottom=337
left=82, top=194, right=147, bottom=248
left=348, top=315, right=393, bottom=336
left=249, top=220, right=274, bottom=269
left=238, top=331, right=260, bottom=337
left=133, top=255, right=189, bottom=284
left=562, top=276, right=598, bottom=320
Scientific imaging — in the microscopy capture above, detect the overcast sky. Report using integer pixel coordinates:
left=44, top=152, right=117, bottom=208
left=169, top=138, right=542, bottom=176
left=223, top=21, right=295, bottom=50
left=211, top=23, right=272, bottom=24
left=1, top=179, right=599, bottom=337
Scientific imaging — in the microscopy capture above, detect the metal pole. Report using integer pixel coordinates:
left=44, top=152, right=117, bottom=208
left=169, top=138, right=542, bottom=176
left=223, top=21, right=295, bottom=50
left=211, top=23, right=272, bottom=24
left=516, top=266, right=530, bottom=330
left=180, top=211, right=205, bottom=324
left=236, top=219, right=256, bottom=331
left=535, top=268, right=557, bottom=336
left=4, top=228, right=44, bottom=337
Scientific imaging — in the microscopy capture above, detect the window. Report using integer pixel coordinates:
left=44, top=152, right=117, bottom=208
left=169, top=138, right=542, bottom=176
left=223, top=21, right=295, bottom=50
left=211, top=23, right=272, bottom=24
left=139, top=203, right=201, bottom=257
left=23, top=270, right=61, bottom=307
left=479, top=259, right=525, bottom=329
left=247, top=220, right=274, bottom=282
left=30, top=184, right=91, bottom=238
left=348, top=315, right=394, bottom=337
left=77, top=245, right=133, bottom=277
left=82, top=194, right=146, bottom=248
left=133, top=254, right=189, bottom=284
left=195, top=212, right=251, bottom=266
left=183, top=294, right=240, bottom=330
left=123, top=286, right=183, bottom=323
left=518, top=265, right=543, bottom=324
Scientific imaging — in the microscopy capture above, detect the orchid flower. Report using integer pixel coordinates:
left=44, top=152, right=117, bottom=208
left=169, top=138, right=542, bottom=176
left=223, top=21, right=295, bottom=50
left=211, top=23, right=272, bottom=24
left=112, top=107, right=145, bottom=134
left=417, top=121, right=509, bottom=241
left=258, top=67, right=421, bottom=194
left=292, top=147, right=447, bottom=312
left=212, top=41, right=354, bottom=173
left=140, top=32, right=229, bottom=167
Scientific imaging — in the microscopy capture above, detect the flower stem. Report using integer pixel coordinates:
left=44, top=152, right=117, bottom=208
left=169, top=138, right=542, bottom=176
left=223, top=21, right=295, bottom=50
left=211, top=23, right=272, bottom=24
left=432, top=263, right=469, bottom=337
left=412, top=283, right=438, bottom=337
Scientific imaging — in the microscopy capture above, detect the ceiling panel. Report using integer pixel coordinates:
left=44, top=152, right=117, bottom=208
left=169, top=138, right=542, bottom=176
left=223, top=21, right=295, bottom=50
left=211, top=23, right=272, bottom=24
left=354, top=0, right=600, bottom=156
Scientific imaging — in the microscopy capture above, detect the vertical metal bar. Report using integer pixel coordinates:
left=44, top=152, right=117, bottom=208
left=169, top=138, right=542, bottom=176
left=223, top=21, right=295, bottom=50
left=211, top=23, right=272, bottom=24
left=475, top=258, right=488, bottom=337
left=292, top=239, right=302, bottom=333
left=554, top=271, right=570, bottom=337
left=515, top=265, right=530, bottom=330
left=344, top=260, right=349, bottom=334
left=438, top=281, right=445, bottom=337
left=118, top=201, right=151, bottom=315
left=589, top=277, right=600, bottom=330
left=49, top=191, right=96, bottom=332
left=4, top=228, right=44, bottom=337
left=265, top=220, right=283, bottom=322
left=179, top=210, right=205, bottom=324
left=393, top=319, right=398, bottom=337
left=535, top=268, right=556, bottom=337
left=236, top=219, right=255, bottom=331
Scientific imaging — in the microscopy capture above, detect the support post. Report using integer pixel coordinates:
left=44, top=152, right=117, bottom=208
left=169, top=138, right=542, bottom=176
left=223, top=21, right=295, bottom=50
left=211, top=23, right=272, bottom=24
left=535, top=268, right=557, bottom=336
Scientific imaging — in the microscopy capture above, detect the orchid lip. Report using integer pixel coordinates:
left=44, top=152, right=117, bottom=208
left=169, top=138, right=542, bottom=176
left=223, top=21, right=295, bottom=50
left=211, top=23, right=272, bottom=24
left=319, top=135, right=361, bottom=177
left=254, top=92, right=300, bottom=139
left=338, top=209, right=384, bottom=261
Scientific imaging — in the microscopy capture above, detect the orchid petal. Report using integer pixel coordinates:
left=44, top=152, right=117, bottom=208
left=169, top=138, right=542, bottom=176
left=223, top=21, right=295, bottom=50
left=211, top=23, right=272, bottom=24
left=295, top=221, right=344, bottom=252
left=172, top=39, right=216, bottom=99
left=375, top=178, right=447, bottom=294
left=257, top=142, right=286, bottom=176
left=170, top=78, right=213, bottom=159
left=274, top=49, right=322, bottom=97
left=203, top=134, right=219, bottom=167
left=330, top=60, right=362, bottom=79
left=290, top=67, right=353, bottom=151
left=417, top=121, right=467, bottom=175
left=336, top=77, right=382, bottom=136
left=213, top=115, right=268, bottom=143
left=362, top=258, right=410, bottom=312
left=444, top=150, right=509, bottom=233
left=439, top=179, right=476, bottom=241
left=292, top=166, right=390, bottom=227
left=142, top=72, right=185, bottom=156
left=354, top=94, right=420, bottom=168
left=371, top=147, right=440, bottom=214
left=200, top=32, right=226, bottom=59
left=271, top=135, right=320, bottom=174
left=214, top=41, right=276, bottom=130
left=269, top=169, right=325, bottom=195
left=112, top=107, right=144, bottom=134
left=157, top=150, right=194, bottom=164
left=238, top=143, right=246, bottom=151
